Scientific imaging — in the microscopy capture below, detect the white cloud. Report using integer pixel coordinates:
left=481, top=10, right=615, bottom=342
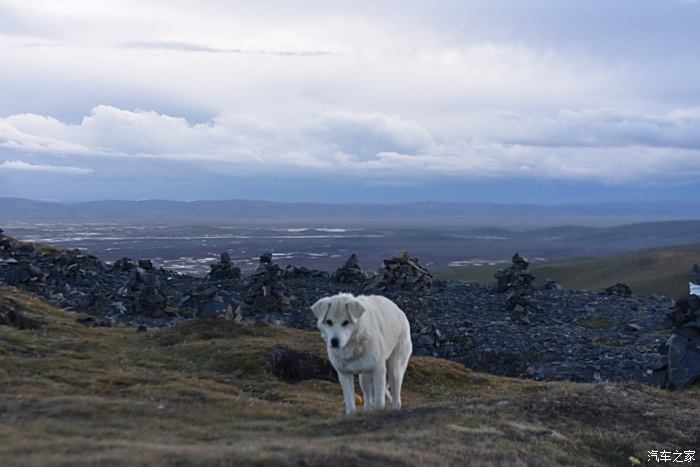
left=2, top=105, right=700, bottom=183
left=0, top=160, right=93, bottom=175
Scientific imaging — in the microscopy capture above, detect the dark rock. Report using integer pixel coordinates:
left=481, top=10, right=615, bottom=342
left=113, top=257, right=137, bottom=272
left=269, top=347, right=337, bottom=383
left=283, top=265, right=328, bottom=279
left=669, top=295, right=700, bottom=327
left=0, top=303, right=46, bottom=329
left=667, top=333, right=700, bottom=388
left=542, top=280, right=562, bottom=291
left=138, top=259, right=154, bottom=270
left=76, top=315, right=112, bottom=327
left=196, top=297, right=231, bottom=318
left=605, top=283, right=633, bottom=297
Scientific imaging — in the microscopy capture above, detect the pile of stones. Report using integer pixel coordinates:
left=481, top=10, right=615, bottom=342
left=331, top=254, right=368, bottom=283
left=240, top=253, right=292, bottom=313
left=367, top=251, right=433, bottom=293
left=119, top=261, right=170, bottom=317
left=494, top=253, right=536, bottom=312
left=207, top=252, right=241, bottom=280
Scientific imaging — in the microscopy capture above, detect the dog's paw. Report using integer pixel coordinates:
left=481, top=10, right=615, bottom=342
left=354, top=394, right=364, bottom=407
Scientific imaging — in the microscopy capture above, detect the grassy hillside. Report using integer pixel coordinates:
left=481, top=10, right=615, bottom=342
left=1, top=287, right=699, bottom=466
left=435, top=243, right=700, bottom=298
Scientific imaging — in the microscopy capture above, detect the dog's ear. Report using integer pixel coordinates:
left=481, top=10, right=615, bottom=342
left=311, top=297, right=331, bottom=321
left=345, top=299, right=365, bottom=321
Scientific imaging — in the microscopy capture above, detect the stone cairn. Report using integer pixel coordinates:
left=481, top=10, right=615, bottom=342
left=368, top=251, right=433, bottom=292
left=240, top=253, right=291, bottom=313
left=119, top=261, right=168, bottom=317
left=654, top=265, right=700, bottom=388
left=207, top=252, right=241, bottom=280
left=495, top=253, right=536, bottom=312
left=331, top=254, right=368, bottom=283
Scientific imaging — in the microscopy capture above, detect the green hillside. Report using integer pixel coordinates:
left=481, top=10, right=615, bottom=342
left=435, top=243, right=700, bottom=298
left=1, top=286, right=699, bottom=466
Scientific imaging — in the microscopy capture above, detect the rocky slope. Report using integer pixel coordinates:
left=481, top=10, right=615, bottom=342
left=0, top=227, right=695, bottom=388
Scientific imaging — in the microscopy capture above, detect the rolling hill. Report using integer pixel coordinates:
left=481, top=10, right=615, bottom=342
left=435, top=243, right=700, bottom=298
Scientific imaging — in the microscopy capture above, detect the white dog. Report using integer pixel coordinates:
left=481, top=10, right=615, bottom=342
left=311, top=293, right=412, bottom=414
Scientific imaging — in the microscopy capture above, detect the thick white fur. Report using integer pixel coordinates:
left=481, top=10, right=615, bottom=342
left=311, top=293, right=412, bottom=414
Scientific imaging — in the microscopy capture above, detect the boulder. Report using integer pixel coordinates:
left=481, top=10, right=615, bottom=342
left=666, top=333, right=700, bottom=389
left=0, top=302, right=46, bottom=330
left=269, top=347, right=337, bottom=383
left=196, top=296, right=233, bottom=319
left=605, top=283, right=633, bottom=297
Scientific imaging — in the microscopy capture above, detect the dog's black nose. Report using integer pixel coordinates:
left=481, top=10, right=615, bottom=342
left=330, top=337, right=339, bottom=348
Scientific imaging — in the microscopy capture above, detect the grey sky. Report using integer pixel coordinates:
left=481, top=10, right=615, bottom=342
left=1, top=0, right=700, bottom=201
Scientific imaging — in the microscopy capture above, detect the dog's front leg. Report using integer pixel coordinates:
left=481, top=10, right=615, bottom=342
left=371, top=364, right=387, bottom=410
left=338, top=372, right=356, bottom=415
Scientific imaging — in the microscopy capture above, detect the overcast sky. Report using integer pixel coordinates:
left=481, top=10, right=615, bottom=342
left=1, top=0, right=700, bottom=203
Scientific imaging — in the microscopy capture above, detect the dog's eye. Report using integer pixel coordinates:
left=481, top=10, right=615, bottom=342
left=325, top=320, right=333, bottom=326
left=342, top=320, right=349, bottom=326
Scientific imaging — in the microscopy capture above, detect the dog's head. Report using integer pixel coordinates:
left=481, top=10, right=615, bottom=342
left=311, top=293, right=365, bottom=350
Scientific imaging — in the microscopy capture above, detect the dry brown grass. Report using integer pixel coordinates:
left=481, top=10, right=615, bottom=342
left=1, top=286, right=698, bottom=466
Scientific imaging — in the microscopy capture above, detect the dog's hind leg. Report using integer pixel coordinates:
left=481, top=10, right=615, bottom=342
left=359, top=373, right=374, bottom=410
left=338, top=372, right=357, bottom=415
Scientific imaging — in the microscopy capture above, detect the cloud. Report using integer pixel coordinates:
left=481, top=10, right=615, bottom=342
left=495, top=108, right=700, bottom=149
left=118, top=40, right=333, bottom=56
left=308, top=112, right=435, bottom=160
left=2, top=105, right=700, bottom=184
left=0, top=159, right=93, bottom=175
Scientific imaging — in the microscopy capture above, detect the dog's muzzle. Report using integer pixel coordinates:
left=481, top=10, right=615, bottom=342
left=330, top=337, right=339, bottom=348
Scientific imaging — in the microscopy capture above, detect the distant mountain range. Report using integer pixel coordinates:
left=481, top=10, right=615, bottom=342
left=1, top=198, right=699, bottom=226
